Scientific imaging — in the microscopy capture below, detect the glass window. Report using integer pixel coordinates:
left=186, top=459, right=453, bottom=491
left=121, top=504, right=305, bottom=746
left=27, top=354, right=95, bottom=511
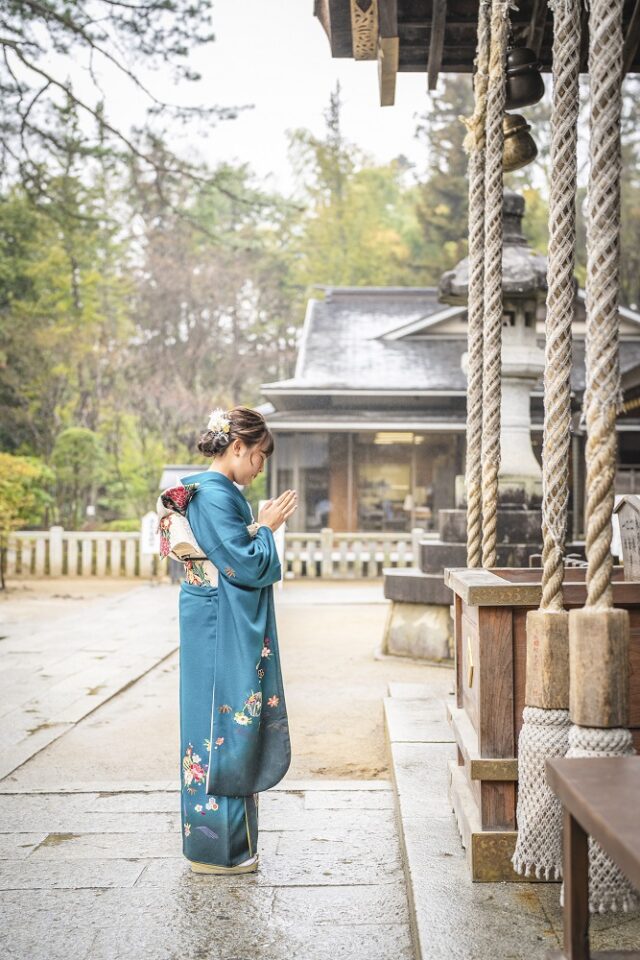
left=299, top=434, right=329, bottom=531
left=272, top=432, right=329, bottom=532
left=354, top=432, right=461, bottom=532
left=355, top=433, right=413, bottom=532
left=275, top=433, right=294, bottom=500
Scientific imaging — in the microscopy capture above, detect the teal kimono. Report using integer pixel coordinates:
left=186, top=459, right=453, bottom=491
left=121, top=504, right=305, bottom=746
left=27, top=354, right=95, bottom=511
left=176, top=470, right=291, bottom=868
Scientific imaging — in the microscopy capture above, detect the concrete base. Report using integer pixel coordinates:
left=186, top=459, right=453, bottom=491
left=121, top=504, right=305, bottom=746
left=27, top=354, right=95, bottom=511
left=382, top=601, right=454, bottom=663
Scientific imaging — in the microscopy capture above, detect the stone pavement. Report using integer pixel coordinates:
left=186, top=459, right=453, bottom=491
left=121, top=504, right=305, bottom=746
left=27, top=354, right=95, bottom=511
left=0, top=778, right=412, bottom=960
left=0, top=585, right=178, bottom=780
left=6, top=581, right=638, bottom=959
left=0, top=582, right=415, bottom=960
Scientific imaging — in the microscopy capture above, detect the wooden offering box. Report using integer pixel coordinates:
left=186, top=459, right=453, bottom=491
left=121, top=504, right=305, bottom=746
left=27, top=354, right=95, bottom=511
left=443, top=566, right=640, bottom=882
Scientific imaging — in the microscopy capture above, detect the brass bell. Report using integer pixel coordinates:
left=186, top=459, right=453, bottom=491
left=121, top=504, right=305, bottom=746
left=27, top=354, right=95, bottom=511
left=505, top=46, right=545, bottom=110
left=503, top=113, right=538, bottom=172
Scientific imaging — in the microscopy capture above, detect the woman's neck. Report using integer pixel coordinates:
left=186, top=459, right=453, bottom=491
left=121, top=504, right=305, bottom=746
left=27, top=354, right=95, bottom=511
left=207, top=462, right=234, bottom=481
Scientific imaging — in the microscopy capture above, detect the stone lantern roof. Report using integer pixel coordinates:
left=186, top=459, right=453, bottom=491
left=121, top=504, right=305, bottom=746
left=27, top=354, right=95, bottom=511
left=438, top=190, right=549, bottom=304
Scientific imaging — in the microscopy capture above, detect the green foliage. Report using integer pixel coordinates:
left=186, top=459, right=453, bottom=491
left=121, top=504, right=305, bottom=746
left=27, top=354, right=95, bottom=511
left=4, top=72, right=640, bottom=537
left=0, top=453, right=53, bottom=533
left=0, top=452, right=53, bottom=587
left=51, top=428, right=103, bottom=529
left=412, top=76, right=475, bottom=283
left=287, top=83, right=426, bottom=291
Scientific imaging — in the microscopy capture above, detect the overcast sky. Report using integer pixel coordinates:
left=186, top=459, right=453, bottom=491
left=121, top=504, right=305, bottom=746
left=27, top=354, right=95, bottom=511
left=102, top=0, right=437, bottom=193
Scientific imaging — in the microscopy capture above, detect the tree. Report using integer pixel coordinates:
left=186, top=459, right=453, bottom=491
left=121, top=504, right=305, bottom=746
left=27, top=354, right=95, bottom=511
left=0, top=0, right=234, bottom=202
left=288, top=83, right=424, bottom=290
left=0, top=101, right=133, bottom=458
left=0, top=452, right=53, bottom=588
left=412, top=75, right=475, bottom=282
left=125, top=159, right=300, bottom=455
left=51, top=427, right=103, bottom=528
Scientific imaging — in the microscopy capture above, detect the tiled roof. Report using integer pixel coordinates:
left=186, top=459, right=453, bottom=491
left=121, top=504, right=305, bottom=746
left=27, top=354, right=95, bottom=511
left=261, top=287, right=640, bottom=399
left=263, top=288, right=467, bottom=393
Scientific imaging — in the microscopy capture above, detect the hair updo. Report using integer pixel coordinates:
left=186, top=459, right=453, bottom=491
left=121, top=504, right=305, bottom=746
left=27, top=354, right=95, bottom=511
left=197, top=406, right=274, bottom=459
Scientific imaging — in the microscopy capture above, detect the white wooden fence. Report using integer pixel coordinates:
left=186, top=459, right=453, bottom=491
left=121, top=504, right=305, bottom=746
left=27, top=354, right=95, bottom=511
left=4, top=526, right=432, bottom=580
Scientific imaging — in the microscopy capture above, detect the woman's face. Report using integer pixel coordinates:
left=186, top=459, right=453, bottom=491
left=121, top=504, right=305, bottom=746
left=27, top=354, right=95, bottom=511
left=230, top=440, right=268, bottom=486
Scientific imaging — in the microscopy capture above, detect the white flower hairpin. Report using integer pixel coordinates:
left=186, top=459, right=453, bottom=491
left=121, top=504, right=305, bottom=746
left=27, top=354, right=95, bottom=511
left=207, top=408, right=231, bottom=444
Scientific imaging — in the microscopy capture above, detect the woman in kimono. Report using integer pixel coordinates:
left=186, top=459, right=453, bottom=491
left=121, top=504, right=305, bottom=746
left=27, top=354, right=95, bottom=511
left=167, top=406, right=297, bottom=875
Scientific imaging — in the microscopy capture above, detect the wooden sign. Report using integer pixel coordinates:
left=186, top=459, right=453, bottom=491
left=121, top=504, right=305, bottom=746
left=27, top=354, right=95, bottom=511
left=613, top=495, right=640, bottom=581
left=140, top=511, right=160, bottom=556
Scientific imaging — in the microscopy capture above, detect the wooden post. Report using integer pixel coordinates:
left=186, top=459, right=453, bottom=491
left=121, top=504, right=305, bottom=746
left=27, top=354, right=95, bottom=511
left=67, top=537, right=78, bottom=576
left=338, top=538, right=348, bottom=577
left=111, top=538, right=121, bottom=577
left=562, top=808, right=590, bottom=960
left=34, top=536, right=46, bottom=575
left=321, top=527, right=333, bottom=578
left=569, top=607, right=630, bottom=728
left=291, top=538, right=303, bottom=578
left=96, top=538, right=107, bottom=577
left=411, top=527, right=423, bottom=565
left=21, top=538, right=32, bottom=576
left=525, top=609, right=570, bottom=709
left=81, top=538, right=92, bottom=576
left=49, top=525, right=63, bottom=576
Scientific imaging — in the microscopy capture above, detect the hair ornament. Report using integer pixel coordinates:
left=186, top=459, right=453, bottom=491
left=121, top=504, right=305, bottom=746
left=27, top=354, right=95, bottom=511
left=206, top=407, right=231, bottom=445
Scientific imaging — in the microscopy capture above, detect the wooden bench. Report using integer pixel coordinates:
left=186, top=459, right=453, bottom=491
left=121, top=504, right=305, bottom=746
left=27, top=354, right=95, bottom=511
left=545, top=756, right=640, bottom=960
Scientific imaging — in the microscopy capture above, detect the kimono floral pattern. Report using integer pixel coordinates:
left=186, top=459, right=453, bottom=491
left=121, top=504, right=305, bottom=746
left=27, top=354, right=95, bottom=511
left=182, top=743, right=208, bottom=794
left=233, top=691, right=262, bottom=726
left=184, top=559, right=212, bottom=587
left=181, top=738, right=221, bottom=839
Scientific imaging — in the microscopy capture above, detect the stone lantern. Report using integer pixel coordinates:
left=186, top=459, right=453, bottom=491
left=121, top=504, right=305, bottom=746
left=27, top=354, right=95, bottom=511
left=383, top=191, right=547, bottom=661
left=440, top=189, right=546, bottom=508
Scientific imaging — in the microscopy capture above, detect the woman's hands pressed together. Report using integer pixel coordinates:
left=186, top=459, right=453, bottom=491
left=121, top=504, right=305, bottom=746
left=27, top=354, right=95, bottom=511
left=258, top=489, right=298, bottom=532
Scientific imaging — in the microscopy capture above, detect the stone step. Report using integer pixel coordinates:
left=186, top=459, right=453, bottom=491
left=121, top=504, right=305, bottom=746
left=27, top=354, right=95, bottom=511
left=384, top=684, right=566, bottom=959
left=383, top=568, right=453, bottom=605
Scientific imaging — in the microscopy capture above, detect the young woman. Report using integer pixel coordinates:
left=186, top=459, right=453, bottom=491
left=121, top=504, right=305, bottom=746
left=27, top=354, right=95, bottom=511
left=164, top=406, right=297, bottom=874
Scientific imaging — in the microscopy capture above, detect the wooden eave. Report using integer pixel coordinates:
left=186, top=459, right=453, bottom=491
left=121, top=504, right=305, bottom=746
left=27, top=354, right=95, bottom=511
left=315, top=0, right=640, bottom=103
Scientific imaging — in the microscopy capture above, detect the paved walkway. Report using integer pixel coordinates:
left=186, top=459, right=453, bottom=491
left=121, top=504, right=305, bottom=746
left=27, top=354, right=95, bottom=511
left=0, top=779, right=411, bottom=960
left=0, top=582, right=415, bottom=960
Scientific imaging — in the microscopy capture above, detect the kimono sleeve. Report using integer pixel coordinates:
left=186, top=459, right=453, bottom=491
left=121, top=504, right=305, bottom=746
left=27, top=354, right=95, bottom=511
left=191, top=488, right=281, bottom=589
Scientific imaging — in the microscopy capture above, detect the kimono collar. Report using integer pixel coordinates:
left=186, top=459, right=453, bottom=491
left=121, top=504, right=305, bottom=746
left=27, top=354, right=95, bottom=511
left=179, top=469, right=244, bottom=495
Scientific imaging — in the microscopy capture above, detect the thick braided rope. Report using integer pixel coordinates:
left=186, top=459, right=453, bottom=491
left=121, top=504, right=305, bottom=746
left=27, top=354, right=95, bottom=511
left=540, top=0, right=580, bottom=611
left=569, top=0, right=638, bottom=916
left=481, top=0, right=510, bottom=569
left=583, top=0, right=623, bottom=610
left=464, top=0, right=491, bottom=568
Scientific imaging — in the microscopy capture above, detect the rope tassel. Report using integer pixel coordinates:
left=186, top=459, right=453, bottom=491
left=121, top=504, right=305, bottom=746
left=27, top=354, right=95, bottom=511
left=561, top=725, right=639, bottom=913
left=512, top=707, right=570, bottom=879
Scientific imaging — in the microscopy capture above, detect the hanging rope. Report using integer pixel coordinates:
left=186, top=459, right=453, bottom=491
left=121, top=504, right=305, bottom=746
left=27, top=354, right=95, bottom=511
left=512, top=0, right=580, bottom=882
left=566, top=0, right=639, bottom=915
left=540, top=0, right=580, bottom=614
left=481, top=0, right=510, bottom=569
left=583, top=0, right=624, bottom=612
left=463, top=0, right=491, bottom=569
